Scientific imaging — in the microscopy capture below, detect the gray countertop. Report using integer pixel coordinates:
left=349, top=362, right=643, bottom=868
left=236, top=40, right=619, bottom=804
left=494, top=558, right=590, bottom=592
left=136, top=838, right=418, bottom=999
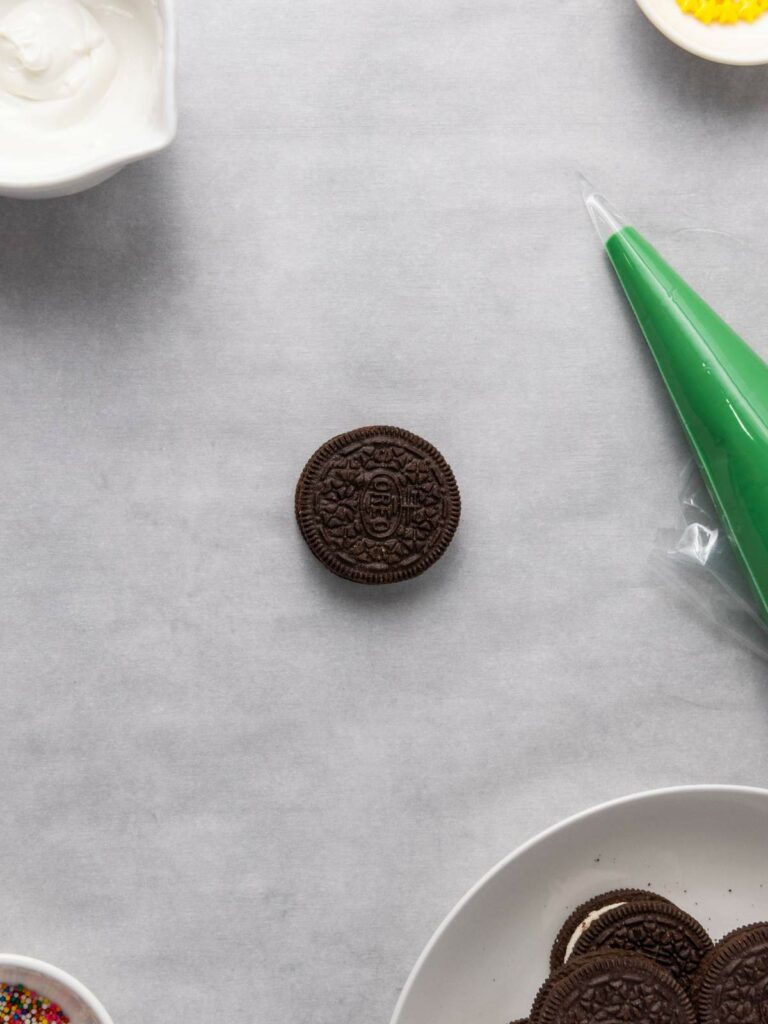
left=1, top=2, right=768, bottom=1023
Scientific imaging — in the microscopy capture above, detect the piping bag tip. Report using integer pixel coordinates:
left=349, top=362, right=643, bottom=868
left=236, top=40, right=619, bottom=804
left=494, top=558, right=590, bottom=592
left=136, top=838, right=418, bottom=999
left=579, top=175, right=628, bottom=248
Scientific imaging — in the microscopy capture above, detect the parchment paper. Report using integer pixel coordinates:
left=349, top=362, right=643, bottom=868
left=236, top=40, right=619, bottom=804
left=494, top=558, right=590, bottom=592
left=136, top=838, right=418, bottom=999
left=1, top=3, right=768, bottom=1023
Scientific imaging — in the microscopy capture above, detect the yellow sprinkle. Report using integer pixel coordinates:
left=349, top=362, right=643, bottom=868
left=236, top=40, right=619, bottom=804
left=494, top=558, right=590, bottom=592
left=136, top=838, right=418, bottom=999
left=677, top=0, right=768, bottom=20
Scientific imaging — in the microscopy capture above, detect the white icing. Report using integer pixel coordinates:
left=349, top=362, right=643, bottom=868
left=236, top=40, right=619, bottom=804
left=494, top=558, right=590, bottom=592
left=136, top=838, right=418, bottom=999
left=0, top=0, right=115, bottom=102
left=0, top=0, right=163, bottom=183
left=564, top=902, right=626, bottom=962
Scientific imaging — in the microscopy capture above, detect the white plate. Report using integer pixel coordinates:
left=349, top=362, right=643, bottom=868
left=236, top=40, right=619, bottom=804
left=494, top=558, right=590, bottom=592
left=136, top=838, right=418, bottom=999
left=635, top=0, right=768, bottom=64
left=390, top=786, right=768, bottom=1024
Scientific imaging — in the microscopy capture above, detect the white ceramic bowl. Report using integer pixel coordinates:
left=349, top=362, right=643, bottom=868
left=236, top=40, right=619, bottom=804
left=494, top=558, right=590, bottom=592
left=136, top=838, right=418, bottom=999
left=0, top=0, right=177, bottom=200
left=0, top=956, right=113, bottom=1024
left=635, top=0, right=768, bottom=64
left=391, top=785, right=768, bottom=1024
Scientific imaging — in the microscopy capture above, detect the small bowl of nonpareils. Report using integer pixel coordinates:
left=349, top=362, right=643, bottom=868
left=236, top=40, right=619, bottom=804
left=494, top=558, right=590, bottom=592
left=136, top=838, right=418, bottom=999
left=0, top=956, right=113, bottom=1024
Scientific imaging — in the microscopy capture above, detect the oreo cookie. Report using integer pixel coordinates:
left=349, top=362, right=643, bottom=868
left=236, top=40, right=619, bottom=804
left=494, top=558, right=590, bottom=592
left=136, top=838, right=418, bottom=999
left=530, top=950, right=695, bottom=1024
left=568, top=899, right=713, bottom=988
left=550, top=888, right=672, bottom=970
left=692, top=921, right=768, bottom=1024
left=295, top=426, right=460, bottom=584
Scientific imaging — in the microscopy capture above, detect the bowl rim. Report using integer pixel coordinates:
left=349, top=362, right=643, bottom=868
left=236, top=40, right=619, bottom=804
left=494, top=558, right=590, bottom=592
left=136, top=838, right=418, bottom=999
left=0, top=0, right=177, bottom=193
left=634, top=0, right=768, bottom=65
left=0, top=954, right=114, bottom=1024
left=389, top=783, right=768, bottom=1024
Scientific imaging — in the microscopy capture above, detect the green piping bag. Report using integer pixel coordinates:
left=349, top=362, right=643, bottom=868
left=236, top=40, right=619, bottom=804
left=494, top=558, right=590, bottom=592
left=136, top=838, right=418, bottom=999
left=584, top=183, right=768, bottom=624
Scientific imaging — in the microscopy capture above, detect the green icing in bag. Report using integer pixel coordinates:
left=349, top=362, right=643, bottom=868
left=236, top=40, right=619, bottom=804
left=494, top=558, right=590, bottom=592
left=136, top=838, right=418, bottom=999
left=585, top=185, right=768, bottom=623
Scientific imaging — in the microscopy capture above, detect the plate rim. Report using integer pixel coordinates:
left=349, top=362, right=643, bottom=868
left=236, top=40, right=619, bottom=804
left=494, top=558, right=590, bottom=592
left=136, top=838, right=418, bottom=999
left=389, top=783, right=768, bottom=1024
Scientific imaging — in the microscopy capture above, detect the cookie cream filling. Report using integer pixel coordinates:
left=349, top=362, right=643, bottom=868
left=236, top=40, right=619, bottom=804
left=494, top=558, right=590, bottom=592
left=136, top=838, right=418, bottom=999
left=0, top=0, right=163, bottom=182
left=564, top=902, right=626, bottom=962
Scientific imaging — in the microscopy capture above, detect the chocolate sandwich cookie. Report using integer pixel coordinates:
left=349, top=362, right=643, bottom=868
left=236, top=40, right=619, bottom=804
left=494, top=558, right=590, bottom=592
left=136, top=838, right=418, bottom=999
left=692, top=921, right=768, bottom=1024
left=530, top=950, right=696, bottom=1024
left=550, top=888, right=673, bottom=971
left=568, top=899, right=713, bottom=988
left=295, top=426, right=461, bottom=585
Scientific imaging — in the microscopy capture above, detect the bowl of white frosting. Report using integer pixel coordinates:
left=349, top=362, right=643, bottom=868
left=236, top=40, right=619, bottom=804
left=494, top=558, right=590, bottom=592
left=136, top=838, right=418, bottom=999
left=0, top=0, right=176, bottom=198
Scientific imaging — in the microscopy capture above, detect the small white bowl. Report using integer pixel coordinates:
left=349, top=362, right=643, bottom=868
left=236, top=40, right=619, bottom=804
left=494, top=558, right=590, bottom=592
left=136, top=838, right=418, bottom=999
left=635, top=0, right=768, bottom=64
left=391, top=785, right=768, bottom=1024
left=0, top=0, right=177, bottom=200
left=0, top=955, right=113, bottom=1024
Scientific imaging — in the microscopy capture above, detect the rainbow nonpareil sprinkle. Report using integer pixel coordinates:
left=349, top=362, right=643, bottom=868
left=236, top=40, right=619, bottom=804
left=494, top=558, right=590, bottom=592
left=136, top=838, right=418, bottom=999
left=677, top=0, right=768, bottom=22
left=0, top=984, right=69, bottom=1024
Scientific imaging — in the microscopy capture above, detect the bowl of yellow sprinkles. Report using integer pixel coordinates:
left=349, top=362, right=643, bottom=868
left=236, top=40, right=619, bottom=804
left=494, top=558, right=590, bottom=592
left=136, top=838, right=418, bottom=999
left=635, top=0, right=768, bottom=62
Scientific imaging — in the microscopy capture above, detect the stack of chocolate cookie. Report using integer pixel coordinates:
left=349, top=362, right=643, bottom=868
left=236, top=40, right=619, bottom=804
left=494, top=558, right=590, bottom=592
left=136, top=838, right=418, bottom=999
left=509, top=889, right=768, bottom=1024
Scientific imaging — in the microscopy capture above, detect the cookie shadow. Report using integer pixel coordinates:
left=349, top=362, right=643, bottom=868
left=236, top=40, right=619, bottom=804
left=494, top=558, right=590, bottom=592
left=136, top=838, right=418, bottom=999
left=298, top=535, right=463, bottom=611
